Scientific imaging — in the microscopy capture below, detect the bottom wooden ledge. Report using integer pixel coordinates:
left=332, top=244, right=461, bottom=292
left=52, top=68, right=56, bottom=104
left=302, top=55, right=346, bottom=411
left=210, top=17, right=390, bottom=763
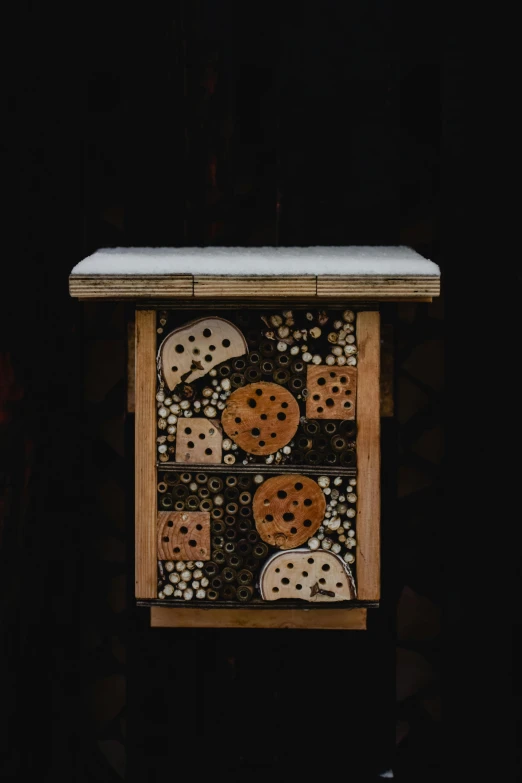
left=150, top=606, right=367, bottom=630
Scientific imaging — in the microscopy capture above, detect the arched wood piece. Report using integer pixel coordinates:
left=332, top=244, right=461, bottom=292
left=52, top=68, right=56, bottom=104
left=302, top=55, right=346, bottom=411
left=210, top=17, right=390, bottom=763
left=259, top=548, right=356, bottom=602
left=157, top=511, right=211, bottom=561
left=159, top=317, right=247, bottom=390
left=253, top=474, right=325, bottom=549
left=221, top=381, right=299, bottom=455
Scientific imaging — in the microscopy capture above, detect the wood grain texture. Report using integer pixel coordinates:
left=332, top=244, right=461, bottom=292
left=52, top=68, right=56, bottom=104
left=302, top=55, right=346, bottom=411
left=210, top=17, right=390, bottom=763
left=193, top=276, right=316, bottom=298
left=150, top=606, right=367, bottom=629
left=316, top=276, right=440, bottom=299
left=253, top=475, right=325, bottom=548
left=70, top=274, right=439, bottom=301
left=159, top=316, right=247, bottom=390
left=305, top=364, right=357, bottom=419
left=355, top=311, right=381, bottom=600
left=69, top=275, right=193, bottom=299
left=221, top=381, right=299, bottom=455
left=174, top=418, right=223, bottom=464
left=135, top=310, right=157, bottom=599
left=157, top=511, right=211, bottom=561
left=259, top=549, right=355, bottom=602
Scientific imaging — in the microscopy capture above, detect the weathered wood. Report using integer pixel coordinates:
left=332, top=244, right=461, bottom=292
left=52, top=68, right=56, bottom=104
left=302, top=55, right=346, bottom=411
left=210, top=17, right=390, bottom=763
left=259, top=549, right=355, bottom=602
left=193, top=276, right=317, bottom=298
left=355, top=311, right=381, bottom=600
left=316, top=276, right=440, bottom=299
left=135, top=310, right=157, bottom=599
left=157, top=511, right=211, bottom=561
left=159, top=316, right=248, bottom=390
left=305, top=365, right=357, bottom=420
left=174, top=418, right=223, bottom=464
left=150, top=606, right=367, bottom=629
left=253, top=475, right=325, bottom=549
left=69, top=275, right=193, bottom=299
left=221, top=381, right=300, bottom=456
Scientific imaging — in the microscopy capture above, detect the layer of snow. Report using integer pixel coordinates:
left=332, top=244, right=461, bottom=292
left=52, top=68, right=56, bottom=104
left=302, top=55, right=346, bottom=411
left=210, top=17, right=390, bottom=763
left=71, top=246, right=439, bottom=277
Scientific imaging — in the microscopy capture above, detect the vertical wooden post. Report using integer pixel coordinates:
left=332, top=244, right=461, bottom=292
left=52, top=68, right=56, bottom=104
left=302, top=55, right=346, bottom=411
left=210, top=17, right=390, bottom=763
left=356, top=311, right=381, bottom=600
left=135, top=310, right=157, bottom=598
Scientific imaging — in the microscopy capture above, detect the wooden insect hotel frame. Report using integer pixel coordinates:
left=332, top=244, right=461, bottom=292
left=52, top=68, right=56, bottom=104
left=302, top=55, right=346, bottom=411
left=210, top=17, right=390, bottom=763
left=69, top=247, right=440, bottom=630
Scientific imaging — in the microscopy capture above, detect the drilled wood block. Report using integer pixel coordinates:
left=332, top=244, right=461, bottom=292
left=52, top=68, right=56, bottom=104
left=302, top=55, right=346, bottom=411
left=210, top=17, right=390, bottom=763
left=159, top=317, right=248, bottom=391
left=221, top=381, right=299, bottom=456
left=259, top=549, right=356, bottom=602
left=157, top=511, right=211, bottom=561
left=175, top=418, right=223, bottom=464
left=253, top=474, right=325, bottom=549
left=305, top=365, right=357, bottom=420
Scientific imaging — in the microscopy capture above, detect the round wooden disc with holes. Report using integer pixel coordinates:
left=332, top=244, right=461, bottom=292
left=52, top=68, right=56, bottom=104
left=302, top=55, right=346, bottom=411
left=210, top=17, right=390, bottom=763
left=253, top=474, right=326, bottom=549
left=221, top=381, right=299, bottom=455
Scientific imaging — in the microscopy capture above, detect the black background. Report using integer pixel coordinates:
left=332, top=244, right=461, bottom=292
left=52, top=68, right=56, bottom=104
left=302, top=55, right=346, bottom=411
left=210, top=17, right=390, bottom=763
left=0, top=1, right=518, bottom=781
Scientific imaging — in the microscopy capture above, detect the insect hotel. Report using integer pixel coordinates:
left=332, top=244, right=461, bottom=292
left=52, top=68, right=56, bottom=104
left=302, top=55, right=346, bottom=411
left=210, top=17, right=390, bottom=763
left=69, top=247, right=440, bottom=629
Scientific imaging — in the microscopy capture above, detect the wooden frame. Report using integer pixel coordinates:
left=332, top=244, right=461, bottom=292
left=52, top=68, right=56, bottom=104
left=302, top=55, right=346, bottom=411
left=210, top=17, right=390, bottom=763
left=135, top=310, right=157, bottom=599
left=134, top=305, right=381, bottom=627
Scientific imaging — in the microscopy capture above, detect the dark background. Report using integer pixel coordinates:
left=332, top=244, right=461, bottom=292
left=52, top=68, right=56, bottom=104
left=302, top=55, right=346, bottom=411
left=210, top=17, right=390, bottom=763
left=3, top=0, right=511, bottom=780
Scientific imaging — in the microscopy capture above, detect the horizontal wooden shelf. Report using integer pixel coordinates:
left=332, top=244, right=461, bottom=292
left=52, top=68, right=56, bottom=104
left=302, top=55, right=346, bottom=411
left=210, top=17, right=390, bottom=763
left=69, top=247, right=440, bottom=302
left=149, top=606, right=368, bottom=629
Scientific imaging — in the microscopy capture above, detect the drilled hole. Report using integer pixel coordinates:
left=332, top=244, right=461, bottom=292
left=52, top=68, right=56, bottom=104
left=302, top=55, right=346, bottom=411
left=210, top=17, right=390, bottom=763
left=302, top=571, right=308, bottom=577
left=313, top=394, right=320, bottom=400
left=259, top=440, right=265, bottom=446
left=222, top=339, right=230, bottom=347
left=341, top=376, right=347, bottom=383
left=270, top=395, right=276, bottom=401
left=304, top=498, right=312, bottom=507
left=295, top=482, right=303, bottom=490
left=205, top=448, right=212, bottom=455
left=184, top=427, right=192, bottom=434
left=322, top=564, right=330, bottom=572
left=325, top=398, right=334, bottom=407
left=235, top=417, right=242, bottom=424
left=196, top=524, right=202, bottom=531
left=275, top=567, right=280, bottom=573
left=199, top=433, right=206, bottom=440
left=188, top=336, right=195, bottom=342
left=287, top=563, right=294, bottom=569
left=283, top=512, right=294, bottom=522
left=308, top=557, right=314, bottom=564
left=318, top=377, right=326, bottom=386
left=209, top=344, right=216, bottom=351
left=205, top=355, right=212, bottom=362
left=252, top=428, right=260, bottom=436
left=344, top=401, right=351, bottom=408
left=187, top=441, right=195, bottom=448
left=336, top=582, right=343, bottom=588
left=167, top=520, right=173, bottom=527
left=180, top=526, right=188, bottom=534
left=248, top=398, right=257, bottom=408
left=290, top=527, right=297, bottom=534
left=193, top=348, right=200, bottom=355
left=296, top=584, right=302, bottom=590
left=255, top=388, right=263, bottom=396
left=317, top=407, right=324, bottom=413
left=281, top=577, right=290, bottom=585
left=273, top=587, right=279, bottom=592
left=171, top=366, right=178, bottom=372
left=281, top=401, right=288, bottom=408
left=189, top=539, right=197, bottom=547
left=260, top=413, right=268, bottom=420
left=202, top=328, right=212, bottom=337
left=277, top=490, right=287, bottom=499
left=174, top=546, right=180, bottom=553
left=345, top=389, right=352, bottom=395
left=162, top=536, right=169, bottom=542
left=319, top=578, right=326, bottom=584
left=175, top=344, right=184, bottom=353
left=303, top=519, right=312, bottom=527
left=330, top=372, right=336, bottom=378
left=265, top=514, right=274, bottom=522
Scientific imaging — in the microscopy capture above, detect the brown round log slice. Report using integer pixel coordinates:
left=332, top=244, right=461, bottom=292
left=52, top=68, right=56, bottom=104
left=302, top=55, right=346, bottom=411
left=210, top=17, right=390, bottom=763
left=253, top=474, right=326, bottom=549
left=221, top=381, right=299, bottom=456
